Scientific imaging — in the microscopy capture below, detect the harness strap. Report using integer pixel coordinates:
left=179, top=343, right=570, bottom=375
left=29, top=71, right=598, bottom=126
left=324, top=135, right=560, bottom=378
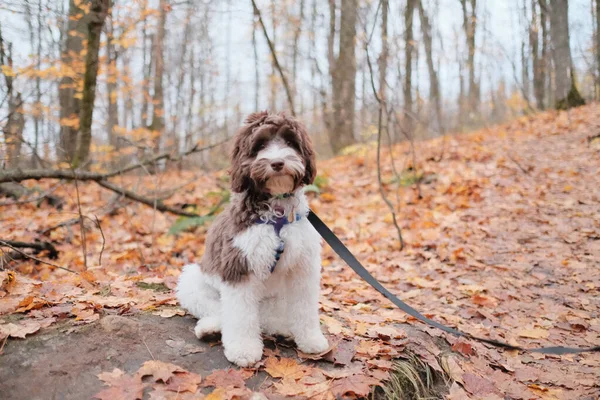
left=308, top=210, right=600, bottom=355
left=257, top=213, right=302, bottom=272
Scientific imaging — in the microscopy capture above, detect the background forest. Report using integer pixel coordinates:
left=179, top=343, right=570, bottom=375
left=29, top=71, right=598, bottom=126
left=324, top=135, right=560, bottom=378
left=0, top=0, right=597, bottom=169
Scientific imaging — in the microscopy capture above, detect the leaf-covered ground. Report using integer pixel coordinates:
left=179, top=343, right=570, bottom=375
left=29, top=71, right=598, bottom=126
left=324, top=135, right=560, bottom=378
left=1, top=105, right=599, bottom=399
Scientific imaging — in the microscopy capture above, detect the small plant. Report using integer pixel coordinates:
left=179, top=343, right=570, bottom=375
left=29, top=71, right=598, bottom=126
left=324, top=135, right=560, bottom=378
left=168, top=190, right=230, bottom=235
left=381, top=353, right=449, bottom=400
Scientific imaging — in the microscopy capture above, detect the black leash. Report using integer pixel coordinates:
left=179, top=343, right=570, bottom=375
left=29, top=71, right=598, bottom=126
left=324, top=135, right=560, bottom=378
left=308, top=211, right=600, bottom=355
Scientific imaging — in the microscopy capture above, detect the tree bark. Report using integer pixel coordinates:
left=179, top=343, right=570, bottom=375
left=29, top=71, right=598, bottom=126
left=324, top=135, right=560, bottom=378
left=0, top=34, right=24, bottom=168
left=547, top=0, right=584, bottom=109
left=106, top=7, right=119, bottom=150
left=459, top=0, right=479, bottom=118
left=596, top=0, right=600, bottom=99
left=404, top=0, right=416, bottom=136
left=58, top=0, right=87, bottom=163
left=531, top=0, right=545, bottom=110
left=417, top=0, right=443, bottom=135
left=150, top=0, right=167, bottom=157
left=75, top=0, right=111, bottom=167
left=328, top=0, right=358, bottom=154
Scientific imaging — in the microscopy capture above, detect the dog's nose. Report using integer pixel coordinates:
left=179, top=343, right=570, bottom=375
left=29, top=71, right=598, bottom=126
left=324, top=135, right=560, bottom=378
left=270, top=160, right=285, bottom=171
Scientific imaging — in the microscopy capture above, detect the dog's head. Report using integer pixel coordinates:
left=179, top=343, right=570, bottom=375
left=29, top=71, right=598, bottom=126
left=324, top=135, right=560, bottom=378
left=229, top=111, right=316, bottom=195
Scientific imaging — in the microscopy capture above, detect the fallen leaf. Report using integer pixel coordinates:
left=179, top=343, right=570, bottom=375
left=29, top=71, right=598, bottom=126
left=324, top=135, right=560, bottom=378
left=0, top=320, right=41, bottom=339
left=518, top=327, right=549, bottom=339
left=202, top=369, right=246, bottom=389
left=153, top=308, right=185, bottom=318
left=137, top=360, right=186, bottom=383
left=164, top=371, right=202, bottom=393
left=264, top=357, right=307, bottom=380
left=462, top=373, right=497, bottom=395
left=324, top=338, right=357, bottom=365
left=330, top=374, right=379, bottom=397
left=95, top=368, right=145, bottom=400
left=451, top=341, right=475, bottom=356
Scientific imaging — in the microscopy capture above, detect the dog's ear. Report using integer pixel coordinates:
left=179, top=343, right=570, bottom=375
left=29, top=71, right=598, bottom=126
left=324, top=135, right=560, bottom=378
left=229, top=127, right=252, bottom=193
left=294, top=121, right=317, bottom=185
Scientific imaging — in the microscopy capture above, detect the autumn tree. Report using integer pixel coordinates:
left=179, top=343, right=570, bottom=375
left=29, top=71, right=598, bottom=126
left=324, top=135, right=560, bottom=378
left=544, top=0, right=585, bottom=109
left=76, top=0, right=111, bottom=166
left=328, top=0, right=358, bottom=154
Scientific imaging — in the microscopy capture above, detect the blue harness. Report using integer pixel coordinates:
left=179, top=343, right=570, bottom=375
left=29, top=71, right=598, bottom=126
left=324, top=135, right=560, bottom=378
left=256, top=213, right=302, bottom=272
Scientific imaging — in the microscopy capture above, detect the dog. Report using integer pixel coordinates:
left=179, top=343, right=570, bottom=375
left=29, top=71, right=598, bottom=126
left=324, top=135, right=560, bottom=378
left=176, top=111, right=329, bottom=367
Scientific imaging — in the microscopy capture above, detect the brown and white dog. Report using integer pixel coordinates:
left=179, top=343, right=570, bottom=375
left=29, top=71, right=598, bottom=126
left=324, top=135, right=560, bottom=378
left=176, top=111, right=329, bottom=367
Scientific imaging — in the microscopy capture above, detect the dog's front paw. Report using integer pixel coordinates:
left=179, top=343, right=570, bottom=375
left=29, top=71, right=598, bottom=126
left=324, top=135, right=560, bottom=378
left=224, top=339, right=264, bottom=367
left=296, top=332, right=329, bottom=354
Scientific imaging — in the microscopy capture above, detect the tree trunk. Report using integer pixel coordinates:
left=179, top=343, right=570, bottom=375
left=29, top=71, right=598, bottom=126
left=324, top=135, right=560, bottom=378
left=75, top=0, right=110, bottom=167
left=548, top=0, right=584, bottom=109
left=328, top=0, right=358, bottom=154
left=531, top=0, right=545, bottom=110
left=150, top=0, right=167, bottom=157
left=58, top=0, right=87, bottom=163
left=596, top=0, right=600, bottom=99
left=106, top=8, right=119, bottom=150
left=417, top=0, right=443, bottom=135
left=0, top=35, right=24, bottom=168
left=459, top=0, right=479, bottom=118
left=404, top=0, right=416, bottom=137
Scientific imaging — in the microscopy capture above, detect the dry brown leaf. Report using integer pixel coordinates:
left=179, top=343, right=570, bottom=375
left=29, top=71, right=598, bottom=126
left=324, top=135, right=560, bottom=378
left=264, top=357, right=307, bottom=380
left=202, top=369, right=246, bottom=389
left=137, top=360, right=186, bottom=383
left=164, top=371, right=202, bottom=393
left=518, top=327, right=549, bottom=339
left=95, top=368, right=145, bottom=400
left=0, top=320, right=41, bottom=339
left=330, top=374, right=379, bottom=397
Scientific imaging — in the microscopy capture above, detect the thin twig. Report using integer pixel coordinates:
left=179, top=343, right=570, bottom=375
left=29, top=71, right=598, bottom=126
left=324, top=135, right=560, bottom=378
left=0, top=240, right=78, bottom=274
left=251, top=0, right=296, bottom=116
left=95, top=179, right=201, bottom=217
left=365, top=47, right=405, bottom=250
left=72, top=169, right=88, bottom=269
left=142, top=336, right=156, bottom=360
left=94, top=216, right=106, bottom=266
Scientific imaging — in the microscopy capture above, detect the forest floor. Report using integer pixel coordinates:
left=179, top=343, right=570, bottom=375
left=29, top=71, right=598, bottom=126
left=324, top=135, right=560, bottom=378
left=1, top=105, right=599, bottom=400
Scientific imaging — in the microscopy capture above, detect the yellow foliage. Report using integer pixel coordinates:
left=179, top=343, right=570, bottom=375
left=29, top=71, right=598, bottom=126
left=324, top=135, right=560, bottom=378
left=1, top=65, right=16, bottom=77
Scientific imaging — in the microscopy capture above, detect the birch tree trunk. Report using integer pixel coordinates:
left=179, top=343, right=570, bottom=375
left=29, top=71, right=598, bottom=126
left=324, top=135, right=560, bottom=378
left=459, top=0, right=479, bottom=119
left=531, top=0, right=545, bottom=110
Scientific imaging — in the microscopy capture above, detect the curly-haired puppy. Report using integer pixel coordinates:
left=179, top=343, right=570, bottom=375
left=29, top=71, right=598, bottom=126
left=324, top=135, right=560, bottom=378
left=176, top=111, right=329, bottom=367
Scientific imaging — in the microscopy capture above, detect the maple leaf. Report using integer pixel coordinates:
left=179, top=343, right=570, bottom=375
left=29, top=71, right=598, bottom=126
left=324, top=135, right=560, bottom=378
left=202, top=369, right=246, bottom=389
left=0, top=320, right=41, bottom=339
left=264, top=357, right=307, bottom=381
left=324, top=338, right=357, bottom=365
left=164, top=371, right=202, bottom=393
left=330, top=374, right=380, bottom=397
left=95, top=368, right=145, bottom=400
left=137, top=360, right=186, bottom=383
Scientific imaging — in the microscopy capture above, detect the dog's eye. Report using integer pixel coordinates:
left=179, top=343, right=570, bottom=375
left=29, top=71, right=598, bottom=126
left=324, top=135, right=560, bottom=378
left=285, top=140, right=293, bottom=147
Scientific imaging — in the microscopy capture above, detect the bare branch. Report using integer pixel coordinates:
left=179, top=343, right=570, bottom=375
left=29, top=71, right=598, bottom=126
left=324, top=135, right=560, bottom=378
left=0, top=141, right=227, bottom=184
left=0, top=240, right=78, bottom=274
left=251, top=0, right=296, bottom=116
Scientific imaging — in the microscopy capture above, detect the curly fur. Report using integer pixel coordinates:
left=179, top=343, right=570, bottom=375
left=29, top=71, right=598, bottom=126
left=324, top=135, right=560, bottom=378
left=176, top=111, right=328, bottom=367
